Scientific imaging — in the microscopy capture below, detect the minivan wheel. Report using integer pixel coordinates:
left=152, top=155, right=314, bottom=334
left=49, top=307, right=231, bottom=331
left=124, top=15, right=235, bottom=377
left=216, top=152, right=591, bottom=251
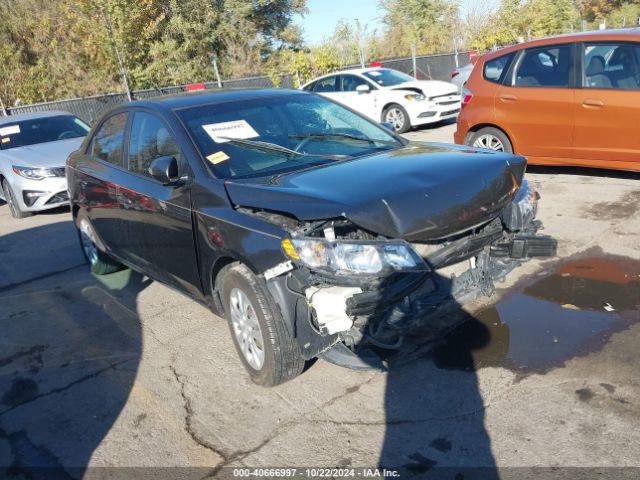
left=77, top=218, right=123, bottom=275
left=468, top=127, right=513, bottom=153
left=220, top=263, right=304, bottom=386
left=383, top=104, right=411, bottom=133
left=2, top=179, right=31, bottom=219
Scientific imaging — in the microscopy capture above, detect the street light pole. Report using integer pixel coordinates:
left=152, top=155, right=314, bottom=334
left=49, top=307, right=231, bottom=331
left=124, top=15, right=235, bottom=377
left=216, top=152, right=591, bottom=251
left=212, top=55, right=222, bottom=88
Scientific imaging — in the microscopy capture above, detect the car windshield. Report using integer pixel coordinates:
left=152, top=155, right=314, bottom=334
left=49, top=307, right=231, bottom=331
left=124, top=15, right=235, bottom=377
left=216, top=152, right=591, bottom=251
left=0, top=115, right=89, bottom=150
left=177, top=93, right=403, bottom=179
left=362, top=69, right=414, bottom=86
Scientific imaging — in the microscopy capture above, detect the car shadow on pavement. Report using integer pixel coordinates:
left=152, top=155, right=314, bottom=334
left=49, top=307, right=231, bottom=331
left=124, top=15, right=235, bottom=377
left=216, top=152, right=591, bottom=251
left=0, top=222, right=148, bottom=479
left=527, top=164, right=640, bottom=181
left=364, top=274, right=500, bottom=478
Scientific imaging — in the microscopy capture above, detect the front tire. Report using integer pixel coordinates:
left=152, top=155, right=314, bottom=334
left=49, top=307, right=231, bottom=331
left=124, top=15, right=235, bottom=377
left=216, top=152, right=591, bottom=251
left=2, top=179, right=31, bottom=219
left=77, top=218, right=123, bottom=275
left=220, top=263, right=304, bottom=386
left=467, top=127, right=513, bottom=153
left=383, top=104, right=411, bottom=133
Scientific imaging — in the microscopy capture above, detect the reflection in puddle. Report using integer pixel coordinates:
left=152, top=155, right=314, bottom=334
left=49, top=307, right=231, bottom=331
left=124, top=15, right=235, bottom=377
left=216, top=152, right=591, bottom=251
left=432, top=255, right=640, bottom=374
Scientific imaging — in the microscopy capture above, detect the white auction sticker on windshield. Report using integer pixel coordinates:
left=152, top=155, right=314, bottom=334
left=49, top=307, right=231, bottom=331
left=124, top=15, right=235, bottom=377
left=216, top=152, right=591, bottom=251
left=0, top=125, right=20, bottom=136
left=202, top=120, right=259, bottom=143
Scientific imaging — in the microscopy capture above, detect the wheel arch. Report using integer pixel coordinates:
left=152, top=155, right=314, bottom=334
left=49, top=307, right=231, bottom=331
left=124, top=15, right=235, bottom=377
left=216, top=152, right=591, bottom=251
left=209, top=256, right=240, bottom=316
left=380, top=102, right=404, bottom=122
left=466, top=123, right=516, bottom=153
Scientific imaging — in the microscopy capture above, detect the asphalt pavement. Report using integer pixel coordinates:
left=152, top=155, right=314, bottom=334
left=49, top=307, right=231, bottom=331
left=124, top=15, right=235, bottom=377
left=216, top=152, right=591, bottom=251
left=1, top=120, right=639, bottom=478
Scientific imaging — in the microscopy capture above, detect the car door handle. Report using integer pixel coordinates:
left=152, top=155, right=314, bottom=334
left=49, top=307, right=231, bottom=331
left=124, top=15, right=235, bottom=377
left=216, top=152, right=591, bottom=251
left=499, top=94, right=517, bottom=102
left=582, top=99, right=604, bottom=108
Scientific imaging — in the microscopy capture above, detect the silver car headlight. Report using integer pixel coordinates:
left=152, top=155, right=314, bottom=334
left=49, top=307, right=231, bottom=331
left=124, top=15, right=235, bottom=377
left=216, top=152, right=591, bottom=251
left=281, top=238, right=427, bottom=275
left=404, top=93, right=426, bottom=101
left=12, top=166, right=57, bottom=180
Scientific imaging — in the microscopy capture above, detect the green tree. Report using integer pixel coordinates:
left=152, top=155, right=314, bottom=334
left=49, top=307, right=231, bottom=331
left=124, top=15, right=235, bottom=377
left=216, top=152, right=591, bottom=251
left=0, top=0, right=307, bottom=105
left=380, top=0, right=459, bottom=56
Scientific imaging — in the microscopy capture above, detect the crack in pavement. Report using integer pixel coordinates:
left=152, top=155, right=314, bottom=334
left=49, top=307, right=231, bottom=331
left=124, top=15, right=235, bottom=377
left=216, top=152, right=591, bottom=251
left=168, top=364, right=384, bottom=478
left=169, top=364, right=227, bottom=477
left=0, top=359, right=134, bottom=417
left=169, top=364, right=364, bottom=478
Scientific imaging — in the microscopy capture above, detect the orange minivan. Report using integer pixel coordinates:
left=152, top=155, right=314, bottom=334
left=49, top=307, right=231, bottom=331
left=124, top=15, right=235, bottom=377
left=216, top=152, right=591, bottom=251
left=454, top=29, right=640, bottom=172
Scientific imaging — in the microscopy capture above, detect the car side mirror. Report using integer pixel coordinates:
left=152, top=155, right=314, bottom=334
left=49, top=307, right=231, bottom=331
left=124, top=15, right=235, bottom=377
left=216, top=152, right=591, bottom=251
left=149, top=156, right=181, bottom=186
left=380, top=122, right=395, bottom=131
left=356, top=84, right=371, bottom=94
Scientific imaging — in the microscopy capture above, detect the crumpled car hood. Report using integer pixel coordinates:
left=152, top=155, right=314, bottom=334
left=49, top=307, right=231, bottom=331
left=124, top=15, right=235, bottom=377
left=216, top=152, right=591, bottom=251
left=224, top=143, right=527, bottom=241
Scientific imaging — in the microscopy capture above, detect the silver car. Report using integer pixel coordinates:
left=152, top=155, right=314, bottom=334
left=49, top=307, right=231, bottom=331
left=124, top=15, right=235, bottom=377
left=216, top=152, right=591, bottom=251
left=0, top=111, right=89, bottom=218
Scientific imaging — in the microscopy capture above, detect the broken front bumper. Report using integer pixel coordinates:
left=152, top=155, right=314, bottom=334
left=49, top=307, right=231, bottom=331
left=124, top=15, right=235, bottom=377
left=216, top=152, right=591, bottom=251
left=264, top=180, right=557, bottom=369
left=266, top=230, right=556, bottom=367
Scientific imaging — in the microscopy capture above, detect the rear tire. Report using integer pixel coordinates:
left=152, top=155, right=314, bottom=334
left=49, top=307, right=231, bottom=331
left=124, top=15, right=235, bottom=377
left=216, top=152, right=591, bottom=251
left=383, top=104, right=411, bottom=133
left=2, top=179, right=31, bottom=219
left=467, top=127, right=513, bottom=153
left=220, top=263, right=304, bottom=386
left=77, top=218, right=123, bottom=275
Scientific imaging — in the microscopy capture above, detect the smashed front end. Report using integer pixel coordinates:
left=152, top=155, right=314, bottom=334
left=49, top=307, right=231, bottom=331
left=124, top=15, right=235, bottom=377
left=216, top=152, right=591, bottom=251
left=251, top=179, right=556, bottom=369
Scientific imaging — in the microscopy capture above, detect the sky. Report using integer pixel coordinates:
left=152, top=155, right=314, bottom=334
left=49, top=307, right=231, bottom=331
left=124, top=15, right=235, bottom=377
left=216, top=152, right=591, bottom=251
left=295, top=0, right=385, bottom=45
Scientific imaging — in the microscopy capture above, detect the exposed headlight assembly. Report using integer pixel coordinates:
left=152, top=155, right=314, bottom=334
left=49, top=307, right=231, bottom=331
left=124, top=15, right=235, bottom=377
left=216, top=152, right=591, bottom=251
left=501, top=180, right=539, bottom=231
left=404, top=93, right=426, bottom=101
left=12, top=165, right=57, bottom=180
left=282, top=238, right=428, bottom=276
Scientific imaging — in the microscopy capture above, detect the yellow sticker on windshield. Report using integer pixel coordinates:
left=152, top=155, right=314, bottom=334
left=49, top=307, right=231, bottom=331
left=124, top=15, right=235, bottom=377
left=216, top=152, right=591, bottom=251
left=1, top=137, right=10, bottom=143
left=206, top=151, right=230, bottom=164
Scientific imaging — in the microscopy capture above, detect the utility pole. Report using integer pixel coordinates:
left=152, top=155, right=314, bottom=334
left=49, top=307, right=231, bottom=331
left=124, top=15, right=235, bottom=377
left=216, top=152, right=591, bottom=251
left=411, top=43, right=417, bottom=79
left=355, top=19, right=366, bottom=68
left=212, top=55, right=222, bottom=88
left=100, top=2, right=132, bottom=101
left=114, top=44, right=132, bottom=101
left=453, top=35, right=459, bottom=68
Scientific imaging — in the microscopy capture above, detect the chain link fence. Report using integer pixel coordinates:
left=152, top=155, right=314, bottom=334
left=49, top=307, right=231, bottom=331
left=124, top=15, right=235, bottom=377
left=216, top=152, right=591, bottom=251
left=4, top=52, right=469, bottom=124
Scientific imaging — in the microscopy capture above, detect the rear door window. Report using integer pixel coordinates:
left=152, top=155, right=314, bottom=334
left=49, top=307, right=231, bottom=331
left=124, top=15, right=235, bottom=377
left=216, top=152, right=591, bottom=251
left=128, top=112, right=182, bottom=178
left=313, top=76, right=339, bottom=93
left=583, top=43, right=640, bottom=90
left=91, top=113, right=127, bottom=166
left=483, top=52, right=515, bottom=84
left=514, top=44, right=572, bottom=88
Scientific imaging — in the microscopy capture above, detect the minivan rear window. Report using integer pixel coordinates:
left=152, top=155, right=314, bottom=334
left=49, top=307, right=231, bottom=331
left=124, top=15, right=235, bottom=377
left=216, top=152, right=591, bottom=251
left=483, top=53, right=515, bottom=84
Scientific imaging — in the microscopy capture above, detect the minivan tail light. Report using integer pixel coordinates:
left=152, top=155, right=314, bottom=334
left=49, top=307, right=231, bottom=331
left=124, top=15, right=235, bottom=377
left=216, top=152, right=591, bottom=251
left=461, top=86, right=473, bottom=108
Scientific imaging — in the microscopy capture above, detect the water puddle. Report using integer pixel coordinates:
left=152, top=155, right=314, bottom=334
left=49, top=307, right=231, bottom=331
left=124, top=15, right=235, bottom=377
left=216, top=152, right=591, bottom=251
left=430, top=254, right=640, bottom=375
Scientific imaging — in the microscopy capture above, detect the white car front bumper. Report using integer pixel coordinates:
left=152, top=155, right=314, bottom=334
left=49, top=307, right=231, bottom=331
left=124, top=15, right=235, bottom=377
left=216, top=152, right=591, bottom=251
left=1, top=170, right=69, bottom=212
left=406, top=95, right=462, bottom=126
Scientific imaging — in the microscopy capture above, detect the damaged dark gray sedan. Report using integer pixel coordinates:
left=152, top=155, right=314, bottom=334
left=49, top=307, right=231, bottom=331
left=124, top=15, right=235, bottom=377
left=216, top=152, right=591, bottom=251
left=67, top=89, right=556, bottom=386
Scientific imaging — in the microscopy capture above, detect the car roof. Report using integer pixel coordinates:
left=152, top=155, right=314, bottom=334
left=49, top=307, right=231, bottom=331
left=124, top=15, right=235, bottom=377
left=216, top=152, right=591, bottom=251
left=0, top=110, right=74, bottom=125
left=483, top=28, right=640, bottom=61
left=125, top=88, right=308, bottom=112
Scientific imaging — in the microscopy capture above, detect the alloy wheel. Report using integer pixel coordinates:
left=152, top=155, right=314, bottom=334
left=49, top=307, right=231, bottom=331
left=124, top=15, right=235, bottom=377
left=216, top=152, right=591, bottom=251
left=79, top=220, right=99, bottom=265
left=473, top=134, right=505, bottom=151
left=385, top=108, right=406, bottom=131
left=229, top=287, right=265, bottom=370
